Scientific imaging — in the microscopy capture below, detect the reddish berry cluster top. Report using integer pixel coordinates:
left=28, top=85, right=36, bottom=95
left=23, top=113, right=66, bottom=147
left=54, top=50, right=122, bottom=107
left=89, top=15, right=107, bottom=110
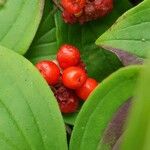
left=60, top=0, right=113, bottom=24
left=36, top=44, right=98, bottom=113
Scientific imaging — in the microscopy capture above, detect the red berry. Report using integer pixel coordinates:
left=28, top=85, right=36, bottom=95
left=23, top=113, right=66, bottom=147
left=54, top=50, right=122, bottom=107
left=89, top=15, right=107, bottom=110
left=76, top=78, right=98, bottom=100
left=62, top=67, right=87, bottom=89
left=62, top=10, right=77, bottom=24
left=57, top=44, right=81, bottom=69
left=61, top=0, right=85, bottom=15
left=61, top=0, right=113, bottom=24
left=53, top=84, right=79, bottom=113
left=77, top=60, right=87, bottom=72
left=36, top=61, right=60, bottom=85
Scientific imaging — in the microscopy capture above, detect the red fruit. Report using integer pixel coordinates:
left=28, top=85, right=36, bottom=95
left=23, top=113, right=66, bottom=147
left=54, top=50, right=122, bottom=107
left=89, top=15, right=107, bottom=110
left=61, top=0, right=85, bottom=15
left=76, top=78, right=98, bottom=100
left=79, top=0, right=113, bottom=24
left=77, top=60, right=87, bottom=72
left=57, top=44, right=81, bottom=69
left=62, top=10, right=77, bottom=24
left=36, top=61, right=60, bottom=85
left=53, top=84, right=79, bottom=113
left=62, top=67, right=87, bottom=89
left=61, top=0, right=113, bottom=24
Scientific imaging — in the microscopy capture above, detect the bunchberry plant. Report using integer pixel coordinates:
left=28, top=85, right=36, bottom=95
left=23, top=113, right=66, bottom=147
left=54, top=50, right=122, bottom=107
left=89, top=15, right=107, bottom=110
left=0, top=0, right=149, bottom=150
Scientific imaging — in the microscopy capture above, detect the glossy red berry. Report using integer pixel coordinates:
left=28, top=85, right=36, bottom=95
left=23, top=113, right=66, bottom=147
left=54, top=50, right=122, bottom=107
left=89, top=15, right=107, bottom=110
left=36, top=61, right=60, bottom=85
left=61, top=0, right=85, bottom=15
left=57, top=44, right=81, bottom=69
left=53, top=84, right=79, bottom=113
left=62, top=66, right=87, bottom=89
left=76, top=78, right=98, bottom=100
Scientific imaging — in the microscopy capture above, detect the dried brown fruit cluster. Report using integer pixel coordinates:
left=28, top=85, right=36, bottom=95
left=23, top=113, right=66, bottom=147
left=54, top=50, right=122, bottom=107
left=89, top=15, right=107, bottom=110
left=61, top=0, right=113, bottom=24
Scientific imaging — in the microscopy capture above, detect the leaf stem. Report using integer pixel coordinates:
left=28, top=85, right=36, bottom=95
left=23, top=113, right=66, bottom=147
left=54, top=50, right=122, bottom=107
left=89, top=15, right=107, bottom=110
left=52, top=0, right=63, bottom=12
left=0, top=0, right=6, bottom=6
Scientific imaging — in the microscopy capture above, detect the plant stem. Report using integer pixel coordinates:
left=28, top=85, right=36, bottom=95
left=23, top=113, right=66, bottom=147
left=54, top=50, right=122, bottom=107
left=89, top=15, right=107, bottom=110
left=52, top=0, right=63, bottom=12
left=0, top=0, right=6, bottom=6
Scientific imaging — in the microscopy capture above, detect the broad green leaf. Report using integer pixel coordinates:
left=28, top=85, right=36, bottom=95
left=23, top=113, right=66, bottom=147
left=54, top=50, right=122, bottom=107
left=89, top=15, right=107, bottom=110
left=96, top=0, right=150, bottom=58
left=143, top=125, right=150, bottom=150
left=70, top=65, right=141, bottom=150
left=25, top=0, right=58, bottom=63
left=121, top=58, right=150, bottom=150
left=0, top=45, right=67, bottom=150
left=0, top=0, right=44, bottom=54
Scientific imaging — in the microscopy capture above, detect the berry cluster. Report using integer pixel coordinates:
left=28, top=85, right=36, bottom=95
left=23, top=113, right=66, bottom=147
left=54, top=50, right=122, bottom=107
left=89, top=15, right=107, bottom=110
left=60, top=0, right=113, bottom=24
left=36, top=44, right=98, bottom=113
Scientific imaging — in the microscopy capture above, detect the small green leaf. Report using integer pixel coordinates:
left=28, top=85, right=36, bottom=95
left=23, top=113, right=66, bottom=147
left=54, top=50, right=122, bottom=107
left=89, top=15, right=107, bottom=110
left=0, top=45, right=67, bottom=150
left=63, top=112, right=79, bottom=125
left=96, top=0, right=150, bottom=58
left=121, top=57, right=150, bottom=150
left=81, top=46, right=123, bottom=81
left=70, top=65, right=141, bottom=150
left=25, top=0, right=58, bottom=63
left=0, top=0, right=44, bottom=54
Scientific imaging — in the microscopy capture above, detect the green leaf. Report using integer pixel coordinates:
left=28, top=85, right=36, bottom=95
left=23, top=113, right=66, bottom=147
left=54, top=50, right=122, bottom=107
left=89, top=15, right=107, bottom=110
left=120, top=58, right=150, bottom=150
left=25, top=0, right=58, bottom=63
left=96, top=0, right=150, bottom=58
left=0, top=0, right=44, bottom=55
left=0, top=45, right=67, bottom=150
left=63, top=112, right=79, bottom=125
left=70, top=65, right=141, bottom=150
left=81, top=46, right=123, bottom=81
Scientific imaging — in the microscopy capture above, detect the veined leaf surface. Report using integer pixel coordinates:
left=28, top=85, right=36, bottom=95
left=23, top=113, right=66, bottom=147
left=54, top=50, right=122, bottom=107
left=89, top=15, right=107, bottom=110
left=0, top=45, right=67, bottom=150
